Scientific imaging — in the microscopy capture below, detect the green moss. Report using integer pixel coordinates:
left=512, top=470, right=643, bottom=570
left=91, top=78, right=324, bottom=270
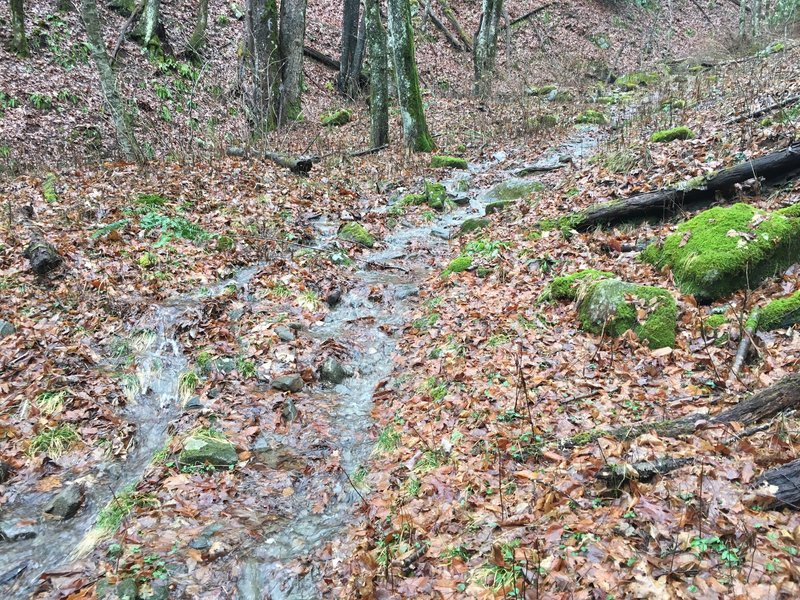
left=526, top=114, right=559, bottom=131
left=443, top=255, right=472, bottom=276
left=424, top=181, right=448, bottom=210
left=482, top=179, right=544, bottom=203
left=321, top=108, right=352, bottom=126
left=565, top=429, right=604, bottom=447
left=42, top=173, right=58, bottom=203
left=650, top=126, right=694, bottom=143
left=575, top=110, right=608, bottom=125
left=642, top=203, right=800, bottom=302
left=526, top=84, right=557, bottom=97
left=756, top=290, right=800, bottom=331
left=660, top=98, right=687, bottom=110
left=704, top=314, right=727, bottom=329
left=339, top=222, right=375, bottom=248
left=545, top=269, right=614, bottom=301
left=459, top=218, right=490, bottom=235
left=615, top=71, right=659, bottom=90
left=431, top=155, right=467, bottom=169
left=485, top=200, right=510, bottom=215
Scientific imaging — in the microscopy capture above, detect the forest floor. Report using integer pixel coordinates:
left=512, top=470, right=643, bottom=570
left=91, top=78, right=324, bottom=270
left=2, top=1, right=800, bottom=600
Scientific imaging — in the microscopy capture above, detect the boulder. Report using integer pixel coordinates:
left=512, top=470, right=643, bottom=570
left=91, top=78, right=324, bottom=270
left=179, top=435, right=238, bottom=467
left=44, top=483, right=84, bottom=519
left=458, top=218, right=490, bottom=236
left=338, top=222, right=375, bottom=248
left=642, top=203, right=800, bottom=302
left=480, top=178, right=543, bottom=204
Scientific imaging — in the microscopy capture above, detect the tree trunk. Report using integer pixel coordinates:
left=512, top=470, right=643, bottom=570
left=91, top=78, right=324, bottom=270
left=279, top=0, right=307, bottom=123
left=132, top=0, right=164, bottom=50
left=387, top=0, right=434, bottom=152
left=564, top=142, right=800, bottom=231
left=338, top=0, right=362, bottom=96
left=473, top=0, right=503, bottom=95
left=80, top=0, right=141, bottom=161
left=186, top=0, right=209, bottom=59
left=365, top=0, right=389, bottom=147
left=10, top=0, right=29, bottom=56
left=244, top=0, right=280, bottom=135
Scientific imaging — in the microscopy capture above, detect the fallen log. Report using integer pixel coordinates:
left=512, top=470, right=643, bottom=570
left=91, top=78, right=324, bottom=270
left=727, top=94, right=800, bottom=125
left=19, top=205, right=62, bottom=275
left=504, top=2, right=555, bottom=31
left=754, top=458, right=800, bottom=509
left=226, top=147, right=314, bottom=174
left=303, top=46, right=368, bottom=88
left=563, top=142, right=800, bottom=231
left=436, top=0, right=472, bottom=51
left=428, top=7, right=464, bottom=51
left=563, top=373, right=800, bottom=447
left=597, top=456, right=692, bottom=487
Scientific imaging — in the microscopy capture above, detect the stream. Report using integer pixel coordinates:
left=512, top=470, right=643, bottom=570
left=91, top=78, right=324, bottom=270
left=0, top=129, right=600, bottom=599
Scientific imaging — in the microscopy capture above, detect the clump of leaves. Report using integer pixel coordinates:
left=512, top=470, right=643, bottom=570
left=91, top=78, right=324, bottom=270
left=29, top=424, right=80, bottom=457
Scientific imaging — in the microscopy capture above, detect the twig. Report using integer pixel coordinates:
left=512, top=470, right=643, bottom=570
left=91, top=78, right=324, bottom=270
left=340, top=465, right=370, bottom=511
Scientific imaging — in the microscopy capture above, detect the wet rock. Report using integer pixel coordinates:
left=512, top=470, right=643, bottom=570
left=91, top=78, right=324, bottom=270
left=281, top=398, right=298, bottom=422
left=320, top=357, right=347, bottom=384
left=485, top=200, right=511, bottom=215
left=139, top=581, right=170, bottom=600
left=44, top=483, right=84, bottom=519
left=252, top=438, right=306, bottom=470
left=271, top=374, right=304, bottom=392
left=458, top=218, right=490, bottom=236
left=450, top=192, right=470, bottom=206
left=0, top=460, right=12, bottom=484
left=274, top=325, right=295, bottom=342
left=0, top=520, right=38, bottom=542
left=179, top=436, right=238, bottom=467
left=326, top=289, right=342, bottom=308
left=209, top=357, right=236, bottom=374
left=183, top=396, right=204, bottom=410
left=117, top=578, right=138, bottom=600
left=188, top=523, right=223, bottom=550
left=395, top=285, right=419, bottom=300
left=0, top=320, right=15, bottom=338
left=430, top=227, right=450, bottom=240
left=480, top=178, right=543, bottom=204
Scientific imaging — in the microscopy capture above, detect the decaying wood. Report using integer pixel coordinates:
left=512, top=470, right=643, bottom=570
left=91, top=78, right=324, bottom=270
left=732, top=309, right=759, bottom=377
left=428, top=7, right=464, bottom=51
left=568, top=142, right=800, bottom=231
left=226, top=147, right=314, bottom=174
left=565, top=373, right=800, bottom=447
left=504, top=2, right=555, bottom=30
left=727, top=94, right=800, bottom=124
left=304, top=46, right=368, bottom=87
left=754, top=458, right=800, bottom=509
left=19, top=205, right=62, bottom=275
left=596, top=456, right=693, bottom=487
left=436, top=0, right=471, bottom=51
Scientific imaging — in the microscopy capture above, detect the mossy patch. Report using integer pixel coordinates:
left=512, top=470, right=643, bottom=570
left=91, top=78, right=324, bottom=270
left=526, top=84, right=557, bottom=97
left=642, top=203, right=800, bottom=302
left=179, top=433, right=238, bottom=467
left=575, top=110, right=608, bottom=125
left=321, top=108, right=352, bottom=126
left=615, top=71, right=659, bottom=90
left=459, top=218, right=490, bottom=236
left=650, top=126, right=694, bottom=143
left=443, top=255, right=472, bottom=276
left=704, top=314, right=727, bottom=329
left=526, top=114, right=559, bottom=131
left=481, top=178, right=543, bottom=204
left=755, top=290, right=800, bottom=331
left=338, top=222, right=375, bottom=248
left=424, top=181, right=448, bottom=210
left=430, top=155, right=467, bottom=169
left=485, top=200, right=510, bottom=215
left=544, top=269, right=614, bottom=301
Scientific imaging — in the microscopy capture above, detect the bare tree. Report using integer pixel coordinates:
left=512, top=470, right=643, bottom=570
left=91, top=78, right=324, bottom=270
left=473, top=0, right=503, bottom=95
left=387, top=0, right=433, bottom=151
left=365, top=0, right=388, bottom=147
left=10, top=0, right=29, bottom=56
left=279, top=0, right=307, bottom=123
left=338, top=0, right=366, bottom=96
left=80, top=0, right=141, bottom=160
left=186, top=0, right=210, bottom=60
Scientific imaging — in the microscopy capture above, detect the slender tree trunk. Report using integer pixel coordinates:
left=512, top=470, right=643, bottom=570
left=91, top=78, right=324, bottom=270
left=133, top=0, right=164, bottom=49
left=473, top=0, right=503, bottom=95
left=279, top=0, right=307, bottom=123
left=365, top=0, right=389, bottom=147
left=338, top=0, right=362, bottom=96
left=387, top=0, right=433, bottom=152
left=244, top=0, right=280, bottom=135
left=186, top=0, right=209, bottom=59
left=80, top=0, right=140, bottom=160
left=10, top=0, right=29, bottom=56
left=739, top=0, right=747, bottom=37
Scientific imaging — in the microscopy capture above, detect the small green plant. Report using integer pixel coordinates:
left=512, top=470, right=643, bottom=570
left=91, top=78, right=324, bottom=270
left=464, top=238, right=511, bottom=257
left=374, top=425, right=400, bottom=454
left=689, top=535, right=741, bottom=566
left=160, top=105, right=173, bottom=122
left=97, top=486, right=159, bottom=533
left=421, top=377, right=448, bottom=402
left=29, top=93, right=53, bottom=110
left=29, top=424, right=80, bottom=457
left=153, top=82, right=172, bottom=100
left=405, top=475, right=421, bottom=496
left=139, top=212, right=210, bottom=247
left=297, top=290, right=320, bottom=311
left=473, top=540, right=523, bottom=595
left=35, top=390, right=68, bottom=414
left=178, top=370, right=200, bottom=400
left=270, top=282, right=292, bottom=297
left=414, top=450, right=443, bottom=473
left=440, top=545, right=471, bottom=564
left=412, top=312, right=440, bottom=330
left=42, top=173, right=58, bottom=202
left=196, top=350, right=213, bottom=370
left=236, top=357, right=256, bottom=378
left=92, top=219, right=130, bottom=240
left=442, top=255, right=472, bottom=276
left=486, top=333, right=511, bottom=348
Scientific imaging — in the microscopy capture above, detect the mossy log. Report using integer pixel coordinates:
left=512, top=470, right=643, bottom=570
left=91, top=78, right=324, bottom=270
left=596, top=456, right=692, bottom=487
left=564, top=373, right=800, bottom=447
left=754, top=458, right=800, bottom=509
left=226, top=147, right=314, bottom=174
left=19, top=206, right=62, bottom=275
left=568, top=142, right=800, bottom=230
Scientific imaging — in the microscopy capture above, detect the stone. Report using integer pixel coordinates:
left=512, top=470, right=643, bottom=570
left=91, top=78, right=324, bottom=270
left=320, top=357, right=347, bottom=384
left=189, top=523, right=223, bottom=550
left=139, top=581, right=170, bottom=600
left=183, top=396, right=204, bottom=410
left=0, top=320, right=15, bottom=338
left=326, top=289, right=342, bottom=307
left=44, top=483, right=83, bottom=519
left=338, top=222, right=375, bottom=248
left=0, top=460, right=12, bottom=484
left=179, top=436, right=238, bottom=467
left=281, top=398, right=298, bottom=422
left=0, top=520, right=38, bottom=542
left=430, top=227, right=451, bottom=240
left=484, top=200, right=511, bottom=215
left=271, top=374, right=304, bottom=392
left=480, top=178, right=543, bottom=204
left=252, top=438, right=306, bottom=470
left=117, top=578, right=138, bottom=600
left=274, top=325, right=295, bottom=342
left=395, top=285, right=419, bottom=300
left=458, top=218, right=490, bottom=236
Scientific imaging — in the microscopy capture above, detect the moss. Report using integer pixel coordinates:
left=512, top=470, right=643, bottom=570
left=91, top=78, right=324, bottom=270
left=642, top=203, right=800, bottom=302
left=615, top=71, right=659, bottom=90
left=424, top=181, right=448, bottom=210
left=756, top=290, right=800, bottom=331
left=575, top=110, right=608, bottom=125
left=482, top=179, right=544, bottom=203
left=431, top=155, right=467, bottom=169
left=526, top=84, right=557, bottom=97
left=545, top=269, right=614, bottom=301
left=650, top=126, right=694, bottom=143
left=660, top=98, right=687, bottom=110
left=485, top=200, right=510, bottom=215
left=564, top=429, right=604, bottom=447
left=459, top=218, right=490, bottom=235
left=138, top=252, right=158, bottom=268
left=443, top=255, right=472, bottom=276
left=704, top=314, right=727, bottom=329
left=42, top=173, right=58, bottom=203
left=321, top=108, right=352, bottom=126
left=339, top=222, right=375, bottom=248
left=552, top=91, right=574, bottom=102
left=526, top=114, right=559, bottom=131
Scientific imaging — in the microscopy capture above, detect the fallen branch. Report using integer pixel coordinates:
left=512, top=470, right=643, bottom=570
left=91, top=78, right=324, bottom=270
left=596, top=456, right=692, bottom=487
left=428, top=8, right=464, bottom=51
left=753, top=458, right=800, bottom=509
left=303, top=46, right=368, bottom=87
left=110, top=0, right=144, bottom=65
left=565, top=142, right=800, bottom=231
left=348, top=144, right=388, bottom=158
left=727, top=94, right=800, bottom=124
left=504, top=2, right=555, bottom=30
left=436, top=0, right=472, bottom=51
left=732, top=309, right=760, bottom=377
left=226, top=147, right=314, bottom=174
left=19, top=205, right=62, bottom=275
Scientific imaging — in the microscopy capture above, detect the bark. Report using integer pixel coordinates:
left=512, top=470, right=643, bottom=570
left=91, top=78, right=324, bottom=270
left=596, top=456, right=692, bottom=487
left=755, top=458, right=800, bottom=509
left=244, top=0, right=280, bottom=135
left=226, top=147, right=314, bottom=174
left=437, top=0, right=471, bottom=51
left=278, top=0, right=307, bottom=123
left=10, top=0, right=29, bottom=56
left=365, top=0, right=389, bottom=147
left=338, top=0, right=362, bottom=97
left=80, top=0, right=141, bottom=161
left=387, top=0, right=434, bottom=152
left=473, top=0, right=503, bottom=95
left=186, top=0, right=209, bottom=59
left=567, top=142, right=800, bottom=231
left=19, top=206, right=62, bottom=275
left=132, top=0, right=165, bottom=50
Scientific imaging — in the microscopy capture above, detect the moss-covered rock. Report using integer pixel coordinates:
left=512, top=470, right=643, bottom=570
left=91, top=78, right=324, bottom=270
left=179, top=434, right=238, bottom=467
left=459, top=218, right=490, bottom=235
left=615, top=71, right=659, bottom=90
left=424, top=181, right=448, bottom=210
left=650, top=126, right=694, bottom=143
left=430, top=155, right=467, bottom=169
left=756, top=290, right=800, bottom=331
left=338, top=222, right=375, bottom=248
left=545, top=269, right=615, bottom=301
left=526, top=84, right=557, bottom=97
left=526, top=114, right=559, bottom=131
left=642, top=203, right=800, bottom=302
left=321, top=108, right=352, bottom=126
left=443, top=255, right=472, bottom=275
left=575, top=110, right=608, bottom=125
left=481, top=178, right=543, bottom=204
left=485, top=200, right=511, bottom=215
